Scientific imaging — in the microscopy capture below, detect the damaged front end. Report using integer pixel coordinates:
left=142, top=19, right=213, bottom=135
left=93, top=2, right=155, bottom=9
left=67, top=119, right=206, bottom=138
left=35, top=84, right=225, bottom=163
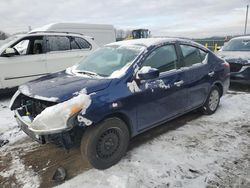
left=10, top=89, right=92, bottom=149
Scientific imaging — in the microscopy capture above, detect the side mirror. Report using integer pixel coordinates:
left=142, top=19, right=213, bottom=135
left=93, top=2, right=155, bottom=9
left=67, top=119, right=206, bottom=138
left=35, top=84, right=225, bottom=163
left=4, top=48, right=16, bottom=56
left=137, top=66, right=160, bottom=80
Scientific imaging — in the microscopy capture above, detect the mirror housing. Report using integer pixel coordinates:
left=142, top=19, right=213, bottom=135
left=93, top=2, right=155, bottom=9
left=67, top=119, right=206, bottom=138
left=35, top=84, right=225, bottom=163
left=4, top=48, right=16, bottom=56
left=137, top=66, right=160, bottom=80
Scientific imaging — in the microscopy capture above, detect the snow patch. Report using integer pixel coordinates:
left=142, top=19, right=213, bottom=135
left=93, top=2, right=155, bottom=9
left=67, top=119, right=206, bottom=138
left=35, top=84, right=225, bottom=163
left=0, top=152, right=40, bottom=188
left=138, top=66, right=155, bottom=74
left=145, top=79, right=170, bottom=90
left=19, top=85, right=32, bottom=96
left=0, top=98, right=26, bottom=144
left=57, top=92, right=250, bottom=188
left=127, top=80, right=141, bottom=93
left=109, top=62, right=133, bottom=79
left=33, top=95, right=58, bottom=102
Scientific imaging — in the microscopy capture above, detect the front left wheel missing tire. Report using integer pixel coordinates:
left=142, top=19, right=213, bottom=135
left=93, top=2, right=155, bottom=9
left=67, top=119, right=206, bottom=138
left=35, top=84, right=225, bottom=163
left=80, top=118, right=129, bottom=169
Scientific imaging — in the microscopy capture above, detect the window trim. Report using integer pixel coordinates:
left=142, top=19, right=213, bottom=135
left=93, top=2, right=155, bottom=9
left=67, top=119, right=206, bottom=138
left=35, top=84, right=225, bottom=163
left=139, top=43, right=181, bottom=74
left=69, top=36, right=81, bottom=50
left=73, top=36, right=92, bottom=50
left=178, top=43, right=208, bottom=68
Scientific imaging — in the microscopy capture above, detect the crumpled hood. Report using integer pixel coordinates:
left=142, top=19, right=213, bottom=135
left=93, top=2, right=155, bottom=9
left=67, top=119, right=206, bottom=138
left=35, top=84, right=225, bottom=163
left=217, top=51, right=250, bottom=64
left=19, top=71, right=111, bottom=102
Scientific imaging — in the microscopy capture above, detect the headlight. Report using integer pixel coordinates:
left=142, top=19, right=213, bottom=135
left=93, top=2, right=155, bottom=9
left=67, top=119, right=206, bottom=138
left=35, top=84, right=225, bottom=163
left=30, top=92, right=91, bottom=135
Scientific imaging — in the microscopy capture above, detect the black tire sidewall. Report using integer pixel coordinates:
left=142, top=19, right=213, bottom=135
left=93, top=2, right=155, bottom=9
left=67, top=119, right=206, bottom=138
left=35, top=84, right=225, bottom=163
left=202, top=86, right=220, bottom=115
left=81, top=118, right=129, bottom=169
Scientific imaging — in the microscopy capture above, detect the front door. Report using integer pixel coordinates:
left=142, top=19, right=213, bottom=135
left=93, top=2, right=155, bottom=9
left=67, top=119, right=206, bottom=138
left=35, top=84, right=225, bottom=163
left=135, top=44, right=188, bottom=131
left=0, top=36, right=48, bottom=88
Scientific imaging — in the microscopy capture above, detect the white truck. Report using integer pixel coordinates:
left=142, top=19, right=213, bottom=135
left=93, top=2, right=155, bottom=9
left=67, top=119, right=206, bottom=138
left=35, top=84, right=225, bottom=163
left=30, top=23, right=116, bottom=47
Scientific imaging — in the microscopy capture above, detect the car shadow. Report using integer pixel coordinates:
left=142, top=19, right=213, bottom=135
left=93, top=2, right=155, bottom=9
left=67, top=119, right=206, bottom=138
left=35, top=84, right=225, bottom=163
left=230, top=83, right=250, bottom=93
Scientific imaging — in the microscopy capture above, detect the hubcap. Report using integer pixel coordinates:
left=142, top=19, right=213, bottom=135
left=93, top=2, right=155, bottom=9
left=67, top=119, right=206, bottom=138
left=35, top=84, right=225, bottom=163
left=96, top=128, right=120, bottom=159
left=208, top=89, right=219, bottom=111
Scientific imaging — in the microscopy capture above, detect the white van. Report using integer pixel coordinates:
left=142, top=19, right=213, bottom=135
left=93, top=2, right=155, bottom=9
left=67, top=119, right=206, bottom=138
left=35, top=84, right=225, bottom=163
left=31, top=23, right=116, bottom=47
left=0, top=32, right=98, bottom=93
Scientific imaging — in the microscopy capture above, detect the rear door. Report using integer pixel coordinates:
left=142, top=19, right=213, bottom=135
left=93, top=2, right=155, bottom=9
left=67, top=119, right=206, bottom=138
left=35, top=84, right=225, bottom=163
left=45, top=35, right=92, bottom=73
left=135, top=44, right=189, bottom=131
left=178, top=44, right=211, bottom=109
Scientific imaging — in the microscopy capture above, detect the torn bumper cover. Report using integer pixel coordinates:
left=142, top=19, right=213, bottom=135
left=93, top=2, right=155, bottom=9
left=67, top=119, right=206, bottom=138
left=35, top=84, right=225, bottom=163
left=14, top=109, right=76, bottom=145
left=10, top=89, right=92, bottom=146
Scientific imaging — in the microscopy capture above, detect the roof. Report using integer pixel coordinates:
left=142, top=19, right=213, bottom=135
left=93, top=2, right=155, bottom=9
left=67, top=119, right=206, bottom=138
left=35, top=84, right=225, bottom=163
left=231, top=35, right=250, bottom=40
left=30, top=23, right=114, bottom=33
left=107, top=37, right=202, bottom=48
left=26, top=31, right=93, bottom=40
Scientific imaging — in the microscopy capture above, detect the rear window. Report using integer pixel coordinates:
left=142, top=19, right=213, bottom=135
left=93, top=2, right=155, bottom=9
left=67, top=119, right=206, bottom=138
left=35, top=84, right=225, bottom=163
left=75, top=37, right=91, bottom=49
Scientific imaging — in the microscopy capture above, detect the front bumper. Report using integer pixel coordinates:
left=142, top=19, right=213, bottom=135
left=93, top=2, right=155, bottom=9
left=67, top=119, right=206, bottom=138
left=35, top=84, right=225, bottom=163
left=230, top=66, right=250, bottom=84
left=15, top=110, right=44, bottom=143
left=14, top=110, right=76, bottom=147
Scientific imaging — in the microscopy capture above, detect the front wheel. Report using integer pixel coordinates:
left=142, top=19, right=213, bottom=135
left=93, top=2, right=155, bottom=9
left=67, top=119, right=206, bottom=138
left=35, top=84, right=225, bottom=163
left=80, top=118, right=129, bottom=169
left=201, top=86, right=221, bottom=115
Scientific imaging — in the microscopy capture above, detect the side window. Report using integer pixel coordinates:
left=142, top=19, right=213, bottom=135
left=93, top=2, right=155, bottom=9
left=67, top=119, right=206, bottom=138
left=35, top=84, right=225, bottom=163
left=32, top=39, right=44, bottom=54
left=70, top=37, right=80, bottom=50
left=75, top=37, right=91, bottom=49
left=199, top=49, right=208, bottom=63
left=180, top=45, right=202, bottom=67
left=47, top=36, right=70, bottom=52
left=13, top=39, right=30, bottom=55
left=143, top=45, right=177, bottom=73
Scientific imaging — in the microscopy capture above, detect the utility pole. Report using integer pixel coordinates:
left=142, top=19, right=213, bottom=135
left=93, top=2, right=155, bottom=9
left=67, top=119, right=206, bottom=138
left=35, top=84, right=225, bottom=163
left=244, top=5, right=249, bottom=35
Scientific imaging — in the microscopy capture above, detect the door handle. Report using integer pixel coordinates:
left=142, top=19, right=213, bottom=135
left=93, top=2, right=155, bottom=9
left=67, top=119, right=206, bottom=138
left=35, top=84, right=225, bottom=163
left=174, top=80, right=184, bottom=87
left=208, top=71, right=215, bottom=77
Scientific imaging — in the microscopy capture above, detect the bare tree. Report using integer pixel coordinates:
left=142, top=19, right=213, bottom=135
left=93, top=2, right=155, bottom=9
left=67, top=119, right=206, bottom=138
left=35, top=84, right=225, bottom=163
left=0, top=31, right=9, bottom=40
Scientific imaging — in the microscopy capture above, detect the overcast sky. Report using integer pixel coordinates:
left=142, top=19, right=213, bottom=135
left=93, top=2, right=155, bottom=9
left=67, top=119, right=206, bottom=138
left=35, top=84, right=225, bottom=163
left=1, top=0, right=250, bottom=38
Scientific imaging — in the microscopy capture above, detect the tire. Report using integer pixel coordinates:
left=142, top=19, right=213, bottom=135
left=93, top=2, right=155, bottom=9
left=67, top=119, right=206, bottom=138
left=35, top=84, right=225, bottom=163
left=201, top=85, right=221, bottom=115
left=80, top=118, right=130, bottom=169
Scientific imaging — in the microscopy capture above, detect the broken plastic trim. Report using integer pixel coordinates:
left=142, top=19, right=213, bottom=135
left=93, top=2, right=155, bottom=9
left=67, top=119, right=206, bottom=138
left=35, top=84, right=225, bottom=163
left=9, top=90, right=21, bottom=109
left=14, top=109, right=74, bottom=135
left=77, top=114, right=93, bottom=126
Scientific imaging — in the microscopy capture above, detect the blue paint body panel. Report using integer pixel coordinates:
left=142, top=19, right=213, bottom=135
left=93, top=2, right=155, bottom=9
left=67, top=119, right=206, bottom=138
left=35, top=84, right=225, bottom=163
left=17, top=38, right=230, bottom=138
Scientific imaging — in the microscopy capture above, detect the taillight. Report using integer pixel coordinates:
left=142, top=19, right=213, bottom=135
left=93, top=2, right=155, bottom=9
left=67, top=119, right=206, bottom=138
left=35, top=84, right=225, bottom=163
left=223, top=62, right=230, bottom=69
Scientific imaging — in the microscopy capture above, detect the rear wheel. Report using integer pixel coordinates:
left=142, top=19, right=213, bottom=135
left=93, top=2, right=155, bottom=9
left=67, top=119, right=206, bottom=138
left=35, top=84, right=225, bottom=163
left=80, top=118, right=129, bottom=169
left=201, top=85, right=220, bottom=115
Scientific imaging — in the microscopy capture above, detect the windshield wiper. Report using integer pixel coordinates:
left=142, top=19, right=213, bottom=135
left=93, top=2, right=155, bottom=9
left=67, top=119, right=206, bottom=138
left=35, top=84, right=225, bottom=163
left=76, top=70, right=99, bottom=77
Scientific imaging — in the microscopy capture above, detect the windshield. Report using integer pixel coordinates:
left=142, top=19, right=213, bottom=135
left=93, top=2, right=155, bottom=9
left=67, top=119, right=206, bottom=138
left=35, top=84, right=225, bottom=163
left=0, top=35, right=19, bottom=47
left=0, top=35, right=23, bottom=53
left=223, top=38, right=250, bottom=51
left=74, top=45, right=143, bottom=77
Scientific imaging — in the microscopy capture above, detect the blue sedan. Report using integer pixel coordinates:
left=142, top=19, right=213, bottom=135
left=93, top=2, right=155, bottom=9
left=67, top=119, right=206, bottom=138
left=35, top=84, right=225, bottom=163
left=10, top=38, right=230, bottom=169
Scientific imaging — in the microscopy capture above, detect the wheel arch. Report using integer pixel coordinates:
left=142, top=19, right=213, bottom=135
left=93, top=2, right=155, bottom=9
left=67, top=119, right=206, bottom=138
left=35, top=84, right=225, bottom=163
left=101, top=112, right=133, bottom=138
left=213, top=81, right=224, bottom=97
